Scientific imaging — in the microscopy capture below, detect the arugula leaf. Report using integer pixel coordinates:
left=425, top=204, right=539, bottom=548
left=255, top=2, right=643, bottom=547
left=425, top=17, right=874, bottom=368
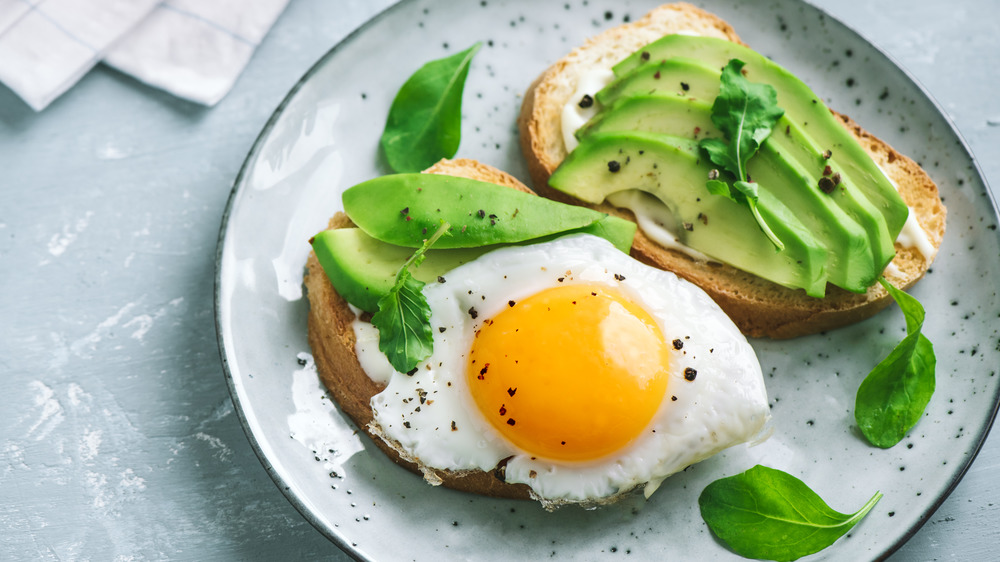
left=699, top=59, right=785, bottom=250
left=370, top=222, right=451, bottom=373
left=699, top=465, right=882, bottom=562
left=855, top=278, right=936, bottom=448
left=380, top=43, right=482, bottom=173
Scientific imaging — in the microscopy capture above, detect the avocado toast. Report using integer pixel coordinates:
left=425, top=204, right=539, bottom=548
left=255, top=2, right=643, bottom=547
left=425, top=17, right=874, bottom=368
left=518, top=2, right=946, bottom=338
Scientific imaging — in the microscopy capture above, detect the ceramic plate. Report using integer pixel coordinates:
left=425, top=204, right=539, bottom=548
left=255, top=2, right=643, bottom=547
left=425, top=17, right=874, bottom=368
left=215, top=0, right=1000, bottom=559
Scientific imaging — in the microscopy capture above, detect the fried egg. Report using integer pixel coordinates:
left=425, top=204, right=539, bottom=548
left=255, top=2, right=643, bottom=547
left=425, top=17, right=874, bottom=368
left=353, top=234, right=769, bottom=509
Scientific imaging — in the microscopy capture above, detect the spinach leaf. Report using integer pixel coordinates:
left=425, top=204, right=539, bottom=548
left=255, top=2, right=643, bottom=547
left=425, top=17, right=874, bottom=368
left=370, top=222, right=450, bottom=373
left=699, top=59, right=785, bottom=250
left=699, top=465, right=882, bottom=561
left=855, top=278, right=936, bottom=448
left=380, top=43, right=481, bottom=173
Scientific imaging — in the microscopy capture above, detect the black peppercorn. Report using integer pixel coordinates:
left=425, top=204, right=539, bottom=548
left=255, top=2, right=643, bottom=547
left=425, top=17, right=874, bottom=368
left=819, top=177, right=836, bottom=194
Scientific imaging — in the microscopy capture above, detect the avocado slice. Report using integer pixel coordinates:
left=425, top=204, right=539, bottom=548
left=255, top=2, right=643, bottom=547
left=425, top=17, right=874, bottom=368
left=549, top=131, right=828, bottom=296
left=767, top=115, right=897, bottom=275
left=611, top=34, right=908, bottom=239
left=598, top=55, right=898, bottom=273
left=312, top=228, right=494, bottom=313
left=313, top=218, right=639, bottom=313
left=576, top=94, right=880, bottom=292
left=341, top=173, right=635, bottom=252
left=577, top=93, right=724, bottom=142
left=316, top=175, right=642, bottom=312
left=595, top=56, right=722, bottom=107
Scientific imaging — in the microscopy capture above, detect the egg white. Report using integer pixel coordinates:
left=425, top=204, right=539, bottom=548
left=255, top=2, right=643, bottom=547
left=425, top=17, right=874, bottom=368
left=354, top=234, right=769, bottom=508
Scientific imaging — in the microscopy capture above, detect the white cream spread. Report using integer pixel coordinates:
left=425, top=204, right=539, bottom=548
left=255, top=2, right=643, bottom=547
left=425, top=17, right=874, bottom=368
left=351, top=304, right=396, bottom=385
left=897, top=206, right=936, bottom=261
left=561, top=67, right=614, bottom=153
left=606, top=190, right=711, bottom=261
left=882, top=261, right=903, bottom=279
left=878, top=164, right=935, bottom=261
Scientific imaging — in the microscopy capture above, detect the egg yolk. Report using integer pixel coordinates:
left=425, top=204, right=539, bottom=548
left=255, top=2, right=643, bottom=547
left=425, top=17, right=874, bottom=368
left=466, top=284, right=670, bottom=462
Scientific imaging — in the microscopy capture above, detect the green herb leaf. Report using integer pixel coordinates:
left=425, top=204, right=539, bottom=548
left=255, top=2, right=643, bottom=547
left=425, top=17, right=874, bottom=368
left=699, top=59, right=785, bottom=249
left=699, top=465, right=883, bottom=561
left=370, top=222, right=451, bottom=373
left=732, top=180, right=759, bottom=202
left=371, top=271, right=432, bottom=374
left=711, top=60, right=786, bottom=179
left=705, top=178, right=733, bottom=199
left=699, top=137, right=733, bottom=177
left=855, top=278, right=936, bottom=448
left=380, top=43, right=482, bottom=172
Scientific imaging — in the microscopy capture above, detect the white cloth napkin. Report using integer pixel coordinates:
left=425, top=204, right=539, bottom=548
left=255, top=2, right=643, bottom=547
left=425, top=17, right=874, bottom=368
left=0, top=0, right=289, bottom=111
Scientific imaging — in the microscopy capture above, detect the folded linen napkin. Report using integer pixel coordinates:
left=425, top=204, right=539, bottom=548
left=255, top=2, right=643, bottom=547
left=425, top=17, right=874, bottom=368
left=0, top=0, right=289, bottom=111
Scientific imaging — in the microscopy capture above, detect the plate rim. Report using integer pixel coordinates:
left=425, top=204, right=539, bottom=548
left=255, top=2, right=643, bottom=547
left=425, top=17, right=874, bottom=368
left=212, top=2, right=407, bottom=559
left=212, top=0, right=1000, bottom=559
left=798, top=4, right=1000, bottom=556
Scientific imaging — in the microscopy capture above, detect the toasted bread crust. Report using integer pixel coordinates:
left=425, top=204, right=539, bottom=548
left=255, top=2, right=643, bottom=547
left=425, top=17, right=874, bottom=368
left=517, top=3, right=946, bottom=338
left=304, top=159, right=534, bottom=500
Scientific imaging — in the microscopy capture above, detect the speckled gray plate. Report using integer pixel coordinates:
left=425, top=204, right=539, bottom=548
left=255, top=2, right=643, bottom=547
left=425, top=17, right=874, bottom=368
left=215, top=0, right=1000, bottom=560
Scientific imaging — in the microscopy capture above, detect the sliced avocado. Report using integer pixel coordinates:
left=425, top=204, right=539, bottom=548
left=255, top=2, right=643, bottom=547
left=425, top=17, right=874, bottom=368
left=577, top=94, right=879, bottom=292
left=312, top=220, right=638, bottom=312
left=577, top=94, right=723, bottom=142
left=765, top=113, right=897, bottom=273
left=747, top=135, right=877, bottom=291
left=595, top=56, right=721, bottom=107
left=341, top=173, right=635, bottom=252
left=602, top=46, right=896, bottom=272
left=611, top=34, right=908, bottom=239
left=312, top=228, right=493, bottom=313
left=549, top=131, right=828, bottom=296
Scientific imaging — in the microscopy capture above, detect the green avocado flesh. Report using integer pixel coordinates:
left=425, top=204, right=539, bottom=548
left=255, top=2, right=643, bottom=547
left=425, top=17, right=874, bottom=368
left=553, top=34, right=908, bottom=296
left=342, top=173, right=634, bottom=252
left=595, top=57, right=723, bottom=106
left=316, top=173, right=638, bottom=311
left=577, top=94, right=880, bottom=291
left=613, top=35, right=907, bottom=235
left=590, top=63, right=897, bottom=274
left=550, top=131, right=828, bottom=296
left=312, top=227, right=494, bottom=313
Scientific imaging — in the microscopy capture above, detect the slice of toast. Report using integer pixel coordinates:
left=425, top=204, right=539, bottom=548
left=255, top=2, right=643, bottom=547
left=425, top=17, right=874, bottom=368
left=304, top=158, right=533, bottom=500
left=517, top=2, right=946, bottom=338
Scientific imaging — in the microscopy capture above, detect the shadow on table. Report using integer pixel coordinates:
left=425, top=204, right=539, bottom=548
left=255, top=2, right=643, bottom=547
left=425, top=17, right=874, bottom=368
left=0, top=65, right=211, bottom=130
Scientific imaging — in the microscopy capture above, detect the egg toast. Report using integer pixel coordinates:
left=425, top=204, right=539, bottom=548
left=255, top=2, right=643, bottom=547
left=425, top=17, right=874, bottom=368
left=305, top=158, right=770, bottom=509
left=305, top=159, right=535, bottom=501
left=517, top=2, right=946, bottom=338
